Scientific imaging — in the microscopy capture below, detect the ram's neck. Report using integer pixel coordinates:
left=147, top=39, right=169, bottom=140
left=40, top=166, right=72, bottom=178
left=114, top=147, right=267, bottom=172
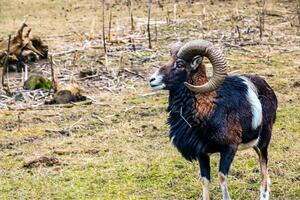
left=169, top=85, right=193, bottom=107
left=167, top=85, right=195, bottom=126
left=168, top=64, right=218, bottom=123
left=168, top=64, right=208, bottom=112
left=190, top=63, right=209, bottom=85
left=190, top=63, right=218, bottom=121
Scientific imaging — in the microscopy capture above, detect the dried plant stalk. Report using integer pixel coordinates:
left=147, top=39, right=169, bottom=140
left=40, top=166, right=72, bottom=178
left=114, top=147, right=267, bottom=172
left=108, top=8, right=112, bottom=42
left=155, top=19, right=158, bottom=43
left=259, top=0, right=266, bottom=40
left=173, top=3, right=177, bottom=23
left=298, top=1, right=300, bottom=26
left=102, top=0, right=107, bottom=54
left=147, top=0, right=152, bottom=49
left=1, top=35, right=11, bottom=95
left=130, top=0, right=134, bottom=32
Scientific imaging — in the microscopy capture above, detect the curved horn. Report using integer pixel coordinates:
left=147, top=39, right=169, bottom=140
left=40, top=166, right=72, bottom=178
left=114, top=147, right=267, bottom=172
left=177, top=40, right=227, bottom=93
left=170, top=41, right=184, bottom=56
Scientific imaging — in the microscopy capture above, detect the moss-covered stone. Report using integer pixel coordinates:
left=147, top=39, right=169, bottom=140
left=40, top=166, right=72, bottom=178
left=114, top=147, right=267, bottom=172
left=23, top=74, right=53, bottom=90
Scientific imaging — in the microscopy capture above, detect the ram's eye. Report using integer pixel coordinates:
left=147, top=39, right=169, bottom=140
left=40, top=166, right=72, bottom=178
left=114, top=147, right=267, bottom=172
left=176, top=63, right=184, bottom=68
left=175, top=60, right=185, bottom=69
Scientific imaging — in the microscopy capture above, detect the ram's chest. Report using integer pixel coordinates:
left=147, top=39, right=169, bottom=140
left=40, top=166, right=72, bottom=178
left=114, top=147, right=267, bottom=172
left=169, top=114, right=209, bottom=160
left=194, top=91, right=217, bottom=121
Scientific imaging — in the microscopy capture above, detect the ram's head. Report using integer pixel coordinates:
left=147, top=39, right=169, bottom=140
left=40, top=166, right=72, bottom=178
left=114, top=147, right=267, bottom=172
left=149, top=40, right=227, bottom=93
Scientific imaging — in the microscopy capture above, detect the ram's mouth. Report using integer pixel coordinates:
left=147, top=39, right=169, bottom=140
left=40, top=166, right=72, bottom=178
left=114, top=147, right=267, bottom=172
left=150, top=83, right=166, bottom=90
left=149, top=70, right=166, bottom=90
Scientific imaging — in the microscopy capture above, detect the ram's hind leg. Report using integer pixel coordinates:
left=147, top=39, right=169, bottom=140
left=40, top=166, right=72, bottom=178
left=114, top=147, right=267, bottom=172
left=254, top=126, right=272, bottom=200
left=254, top=145, right=270, bottom=200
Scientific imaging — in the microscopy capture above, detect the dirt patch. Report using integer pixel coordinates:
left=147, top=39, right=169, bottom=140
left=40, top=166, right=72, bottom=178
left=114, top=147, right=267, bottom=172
left=53, top=148, right=100, bottom=155
left=23, top=156, right=60, bottom=168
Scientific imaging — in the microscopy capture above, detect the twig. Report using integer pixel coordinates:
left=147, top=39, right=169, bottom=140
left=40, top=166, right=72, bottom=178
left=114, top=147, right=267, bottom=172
left=50, top=55, right=55, bottom=83
left=118, top=52, right=123, bottom=69
left=108, top=8, right=112, bottom=42
left=24, top=64, right=28, bottom=81
left=85, top=95, right=112, bottom=107
left=173, top=3, right=177, bottom=23
left=180, top=106, right=192, bottom=128
left=78, top=74, right=99, bottom=81
left=50, top=55, right=55, bottom=93
left=298, top=1, right=300, bottom=29
left=68, top=117, right=83, bottom=130
left=147, top=0, right=152, bottom=49
left=21, top=67, right=24, bottom=85
left=129, top=0, right=134, bottom=32
left=1, top=35, right=11, bottom=96
left=224, top=42, right=255, bottom=53
left=7, top=100, right=94, bottom=111
left=158, top=0, right=163, bottom=10
left=102, top=0, right=107, bottom=54
left=130, top=37, right=136, bottom=51
left=123, top=68, right=145, bottom=79
left=124, top=105, right=136, bottom=112
left=166, top=10, right=171, bottom=25
left=72, top=50, right=78, bottom=67
left=259, top=0, right=266, bottom=40
left=17, top=112, right=23, bottom=132
left=92, top=114, right=105, bottom=123
left=236, top=25, right=241, bottom=41
left=140, top=91, right=164, bottom=97
left=52, top=46, right=103, bottom=56
left=155, top=18, right=158, bottom=43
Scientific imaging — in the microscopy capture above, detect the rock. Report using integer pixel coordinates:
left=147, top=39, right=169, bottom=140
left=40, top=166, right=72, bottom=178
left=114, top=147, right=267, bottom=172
left=79, top=68, right=97, bottom=78
left=45, top=90, right=86, bottom=104
left=293, top=81, right=300, bottom=88
left=14, top=92, right=24, bottom=101
left=23, top=75, right=53, bottom=90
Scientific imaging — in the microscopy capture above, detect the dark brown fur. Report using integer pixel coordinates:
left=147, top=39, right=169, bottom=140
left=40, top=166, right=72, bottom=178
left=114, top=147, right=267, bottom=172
left=227, top=113, right=243, bottom=144
left=191, top=64, right=217, bottom=120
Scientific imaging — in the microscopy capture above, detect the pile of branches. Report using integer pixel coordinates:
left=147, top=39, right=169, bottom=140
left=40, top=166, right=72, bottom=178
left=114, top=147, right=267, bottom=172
left=0, top=23, right=48, bottom=72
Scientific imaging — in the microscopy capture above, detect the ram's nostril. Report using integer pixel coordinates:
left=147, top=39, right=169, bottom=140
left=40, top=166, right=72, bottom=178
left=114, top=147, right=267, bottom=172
left=149, top=78, right=155, bottom=83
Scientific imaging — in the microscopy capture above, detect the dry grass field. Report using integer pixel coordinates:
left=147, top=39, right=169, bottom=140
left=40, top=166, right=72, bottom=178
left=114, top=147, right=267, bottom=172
left=0, top=0, right=299, bottom=199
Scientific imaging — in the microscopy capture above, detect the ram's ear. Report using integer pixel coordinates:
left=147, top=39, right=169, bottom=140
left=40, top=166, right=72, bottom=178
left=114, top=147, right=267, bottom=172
left=190, top=55, right=203, bottom=70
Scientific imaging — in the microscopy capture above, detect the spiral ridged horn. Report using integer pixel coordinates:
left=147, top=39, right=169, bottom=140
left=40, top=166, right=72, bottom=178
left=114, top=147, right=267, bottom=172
left=170, top=42, right=184, bottom=56
left=177, top=40, right=227, bottom=93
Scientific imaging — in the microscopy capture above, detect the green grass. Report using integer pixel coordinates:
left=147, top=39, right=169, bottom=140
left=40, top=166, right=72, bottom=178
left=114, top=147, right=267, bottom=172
left=0, top=89, right=299, bottom=199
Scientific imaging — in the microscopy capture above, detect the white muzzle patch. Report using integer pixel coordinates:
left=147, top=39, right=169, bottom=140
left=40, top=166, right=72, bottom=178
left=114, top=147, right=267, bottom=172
left=149, top=70, right=166, bottom=89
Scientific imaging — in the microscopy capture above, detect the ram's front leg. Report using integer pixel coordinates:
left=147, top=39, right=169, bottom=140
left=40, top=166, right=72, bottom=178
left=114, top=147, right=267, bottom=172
left=219, top=145, right=238, bottom=200
left=198, top=155, right=211, bottom=200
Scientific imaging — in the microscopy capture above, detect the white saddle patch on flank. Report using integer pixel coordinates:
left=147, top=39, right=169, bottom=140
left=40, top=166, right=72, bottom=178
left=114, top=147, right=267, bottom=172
left=240, top=76, right=263, bottom=130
